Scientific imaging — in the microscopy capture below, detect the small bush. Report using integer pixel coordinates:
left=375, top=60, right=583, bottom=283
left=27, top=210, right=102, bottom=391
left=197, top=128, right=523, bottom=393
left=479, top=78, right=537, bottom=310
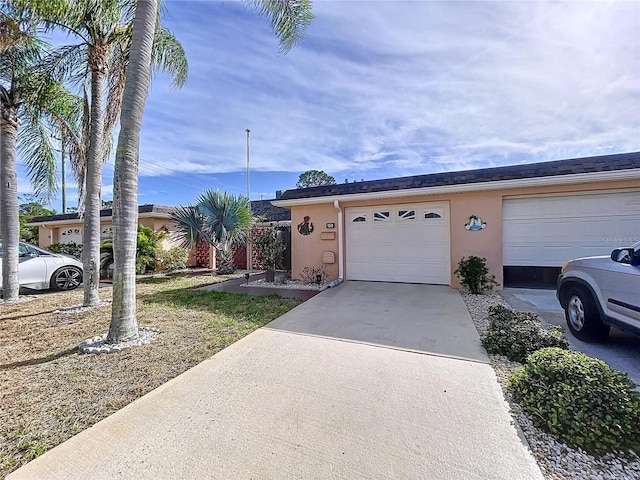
left=454, top=255, right=498, bottom=294
left=46, top=242, right=82, bottom=259
left=510, top=347, right=640, bottom=454
left=155, top=247, right=188, bottom=272
left=253, top=228, right=285, bottom=270
left=481, top=305, right=568, bottom=362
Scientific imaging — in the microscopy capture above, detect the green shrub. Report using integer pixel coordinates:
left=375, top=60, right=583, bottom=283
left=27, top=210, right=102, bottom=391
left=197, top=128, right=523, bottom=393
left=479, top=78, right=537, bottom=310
left=46, top=242, right=82, bottom=259
left=481, top=305, right=568, bottom=362
left=454, top=255, right=498, bottom=294
left=155, top=247, right=188, bottom=272
left=510, top=348, right=640, bottom=454
left=253, top=227, right=285, bottom=271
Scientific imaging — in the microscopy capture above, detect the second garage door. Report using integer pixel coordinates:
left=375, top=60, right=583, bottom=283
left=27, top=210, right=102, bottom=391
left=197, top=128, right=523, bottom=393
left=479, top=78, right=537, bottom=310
left=346, top=202, right=450, bottom=284
left=503, top=190, right=640, bottom=267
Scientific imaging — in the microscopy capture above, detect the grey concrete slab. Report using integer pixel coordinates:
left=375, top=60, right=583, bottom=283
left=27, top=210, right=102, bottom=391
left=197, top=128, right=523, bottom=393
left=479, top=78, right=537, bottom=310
left=9, top=328, right=541, bottom=480
left=267, top=281, right=488, bottom=363
left=500, top=288, right=640, bottom=386
left=10, top=282, right=542, bottom=480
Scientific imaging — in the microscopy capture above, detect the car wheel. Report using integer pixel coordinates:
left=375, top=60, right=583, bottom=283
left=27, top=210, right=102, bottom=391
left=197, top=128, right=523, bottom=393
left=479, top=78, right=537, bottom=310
left=565, top=286, right=610, bottom=342
left=51, top=266, right=82, bottom=291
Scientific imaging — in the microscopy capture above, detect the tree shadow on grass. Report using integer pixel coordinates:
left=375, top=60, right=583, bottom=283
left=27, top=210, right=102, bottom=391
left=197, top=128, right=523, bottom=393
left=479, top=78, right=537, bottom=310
left=0, top=346, right=78, bottom=370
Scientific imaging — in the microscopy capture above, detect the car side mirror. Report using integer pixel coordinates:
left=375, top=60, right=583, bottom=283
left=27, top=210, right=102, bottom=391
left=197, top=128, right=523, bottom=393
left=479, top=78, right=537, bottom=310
left=611, top=248, right=635, bottom=264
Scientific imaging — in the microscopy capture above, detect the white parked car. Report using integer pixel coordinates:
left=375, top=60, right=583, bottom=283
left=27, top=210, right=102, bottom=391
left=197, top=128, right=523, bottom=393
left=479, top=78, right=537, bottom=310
left=0, top=242, right=83, bottom=292
left=557, top=240, right=640, bottom=341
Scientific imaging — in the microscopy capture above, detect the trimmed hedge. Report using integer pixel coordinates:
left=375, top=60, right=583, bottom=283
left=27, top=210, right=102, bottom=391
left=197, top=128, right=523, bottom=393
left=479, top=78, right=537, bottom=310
left=481, top=305, right=568, bottom=363
left=511, top=348, right=640, bottom=454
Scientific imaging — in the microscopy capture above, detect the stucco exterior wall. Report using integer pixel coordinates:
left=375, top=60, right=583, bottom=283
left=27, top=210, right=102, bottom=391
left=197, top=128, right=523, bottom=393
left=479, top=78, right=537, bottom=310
left=287, top=178, right=639, bottom=288
left=290, top=204, right=339, bottom=281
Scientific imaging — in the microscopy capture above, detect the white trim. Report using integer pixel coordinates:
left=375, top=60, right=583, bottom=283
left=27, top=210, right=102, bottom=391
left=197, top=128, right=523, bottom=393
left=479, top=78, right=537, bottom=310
left=272, top=170, right=640, bottom=207
left=334, top=200, right=344, bottom=280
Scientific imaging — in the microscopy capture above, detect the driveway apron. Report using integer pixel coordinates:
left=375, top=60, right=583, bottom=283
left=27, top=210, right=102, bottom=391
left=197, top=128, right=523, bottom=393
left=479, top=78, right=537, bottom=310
left=9, top=281, right=542, bottom=480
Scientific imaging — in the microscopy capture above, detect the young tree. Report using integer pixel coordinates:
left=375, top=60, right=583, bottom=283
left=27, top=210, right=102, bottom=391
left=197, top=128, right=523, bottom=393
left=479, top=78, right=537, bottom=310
left=19, top=195, right=56, bottom=243
left=296, top=169, right=337, bottom=188
left=171, top=191, right=253, bottom=275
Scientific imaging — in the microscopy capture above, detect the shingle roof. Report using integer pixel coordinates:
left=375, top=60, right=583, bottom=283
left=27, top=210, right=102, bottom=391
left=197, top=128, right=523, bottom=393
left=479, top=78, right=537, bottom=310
left=29, top=202, right=291, bottom=224
left=279, top=152, right=640, bottom=201
left=29, top=204, right=176, bottom=224
left=251, top=199, right=291, bottom=222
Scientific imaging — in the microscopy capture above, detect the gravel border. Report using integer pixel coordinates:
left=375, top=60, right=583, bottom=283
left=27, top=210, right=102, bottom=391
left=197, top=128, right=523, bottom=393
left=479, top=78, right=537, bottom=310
left=462, top=293, right=640, bottom=480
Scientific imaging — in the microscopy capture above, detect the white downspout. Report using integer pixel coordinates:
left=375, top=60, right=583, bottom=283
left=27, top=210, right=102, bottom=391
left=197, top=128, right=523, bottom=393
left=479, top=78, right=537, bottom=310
left=334, top=200, right=344, bottom=280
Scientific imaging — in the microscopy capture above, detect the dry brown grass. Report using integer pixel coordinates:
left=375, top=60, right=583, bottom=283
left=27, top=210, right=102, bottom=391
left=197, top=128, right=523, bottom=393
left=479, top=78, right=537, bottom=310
left=0, top=273, right=302, bottom=476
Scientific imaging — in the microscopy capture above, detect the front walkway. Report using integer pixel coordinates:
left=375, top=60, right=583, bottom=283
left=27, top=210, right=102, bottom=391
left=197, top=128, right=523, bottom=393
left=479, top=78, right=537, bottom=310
left=9, top=282, right=542, bottom=480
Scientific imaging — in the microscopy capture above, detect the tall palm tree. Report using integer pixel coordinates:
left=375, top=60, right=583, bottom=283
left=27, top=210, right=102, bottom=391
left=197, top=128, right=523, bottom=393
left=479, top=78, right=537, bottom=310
left=104, top=0, right=312, bottom=343
left=171, top=191, right=253, bottom=275
left=12, top=0, right=188, bottom=306
left=108, top=0, right=154, bottom=342
left=0, top=9, right=81, bottom=302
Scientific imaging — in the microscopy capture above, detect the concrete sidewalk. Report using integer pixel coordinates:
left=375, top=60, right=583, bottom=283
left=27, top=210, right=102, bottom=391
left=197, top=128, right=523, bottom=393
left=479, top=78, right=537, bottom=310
left=9, top=282, right=542, bottom=480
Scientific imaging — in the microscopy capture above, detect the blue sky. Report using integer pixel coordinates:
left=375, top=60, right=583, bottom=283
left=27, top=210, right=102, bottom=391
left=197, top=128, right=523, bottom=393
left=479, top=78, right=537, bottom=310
left=17, top=0, right=640, bottom=210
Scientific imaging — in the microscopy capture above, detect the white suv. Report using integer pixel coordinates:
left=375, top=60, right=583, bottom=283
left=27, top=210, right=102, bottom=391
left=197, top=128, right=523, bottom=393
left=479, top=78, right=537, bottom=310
left=557, top=241, right=640, bottom=342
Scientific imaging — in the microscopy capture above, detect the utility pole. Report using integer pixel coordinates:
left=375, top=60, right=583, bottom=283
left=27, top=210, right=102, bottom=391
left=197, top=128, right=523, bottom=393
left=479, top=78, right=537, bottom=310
left=246, top=129, right=252, bottom=272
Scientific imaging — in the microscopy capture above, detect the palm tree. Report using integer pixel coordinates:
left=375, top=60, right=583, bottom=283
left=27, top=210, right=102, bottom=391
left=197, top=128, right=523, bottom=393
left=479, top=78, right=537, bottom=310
left=106, top=0, right=312, bottom=343
left=171, top=191, right=253, bottom=275
left=12, top=0, right=188, bottom=306
left=0, top=9, right=81, bottom=302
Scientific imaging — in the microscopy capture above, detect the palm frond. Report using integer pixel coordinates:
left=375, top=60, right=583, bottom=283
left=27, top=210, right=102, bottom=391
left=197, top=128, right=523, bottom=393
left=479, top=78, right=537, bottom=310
left=196, top=190, right=253, bottom=250
left=18, top=106, right=58, bottom=201
left=152, top=26, right=187, bottom=88
left=248, top=0, right=313, bottom=54
left=38, top=43, right=89, bottom=86
left=169, top=204, right=207, bottom=249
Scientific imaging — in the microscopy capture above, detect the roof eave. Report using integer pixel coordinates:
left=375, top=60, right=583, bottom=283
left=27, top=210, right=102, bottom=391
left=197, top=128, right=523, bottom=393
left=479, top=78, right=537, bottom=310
left=272, top=170, right=640, bottom=207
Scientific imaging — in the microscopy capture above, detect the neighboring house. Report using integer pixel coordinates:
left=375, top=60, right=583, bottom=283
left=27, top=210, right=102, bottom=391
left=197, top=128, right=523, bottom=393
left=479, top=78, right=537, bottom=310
left=27, top=200, right=293, bottom=272
left=272, top=152, right=640, bottom=289
left=27, top=204, right=216, bottom=269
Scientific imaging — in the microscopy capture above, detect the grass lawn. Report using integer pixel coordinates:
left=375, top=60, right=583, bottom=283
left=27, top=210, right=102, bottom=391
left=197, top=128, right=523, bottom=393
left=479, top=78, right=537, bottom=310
left=0, top=273, right=303, bottom=477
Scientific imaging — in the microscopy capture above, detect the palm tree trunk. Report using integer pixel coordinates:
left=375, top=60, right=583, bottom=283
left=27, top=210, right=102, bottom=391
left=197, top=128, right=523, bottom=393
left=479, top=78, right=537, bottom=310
left=83, top=47, right=107, bottom=307
left=0, top=112, right=20, bottom=302
left=107, top=0, right=158, bottom=343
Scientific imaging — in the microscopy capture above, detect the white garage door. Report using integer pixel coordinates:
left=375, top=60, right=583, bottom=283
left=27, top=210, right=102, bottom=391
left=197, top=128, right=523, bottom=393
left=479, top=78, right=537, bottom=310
left=503, top=191, right=640, bottom=267
left=346, top=202, right=450, bottom=284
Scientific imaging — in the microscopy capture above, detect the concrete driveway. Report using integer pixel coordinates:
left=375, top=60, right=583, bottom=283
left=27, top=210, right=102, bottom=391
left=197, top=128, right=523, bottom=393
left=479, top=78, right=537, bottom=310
left=500, top=288, right=640, bottom=386
left=9, top=281, right=542, bottom=480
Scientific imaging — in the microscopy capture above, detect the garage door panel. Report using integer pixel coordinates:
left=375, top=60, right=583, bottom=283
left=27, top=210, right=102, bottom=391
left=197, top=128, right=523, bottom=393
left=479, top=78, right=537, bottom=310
left=346, top=202, right=450, bottom=284
left=504, top=191, right=640, bottom=267
left=373, top=228, right=398, bottom=243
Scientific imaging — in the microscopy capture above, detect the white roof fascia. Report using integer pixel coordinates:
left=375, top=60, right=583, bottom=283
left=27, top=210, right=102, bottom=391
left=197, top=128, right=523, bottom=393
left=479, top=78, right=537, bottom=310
left=272, top=170, right=640, bottom=207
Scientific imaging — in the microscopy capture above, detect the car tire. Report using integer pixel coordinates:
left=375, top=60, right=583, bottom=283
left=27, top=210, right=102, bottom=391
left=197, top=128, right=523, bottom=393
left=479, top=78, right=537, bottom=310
left=564, top=286, right=610, bottom=342
left=51, top=266, right=83, bottom=291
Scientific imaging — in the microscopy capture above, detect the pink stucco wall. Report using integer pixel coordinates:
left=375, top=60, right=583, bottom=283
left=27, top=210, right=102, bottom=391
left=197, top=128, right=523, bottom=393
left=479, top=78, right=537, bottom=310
left=290, top=204, right=339, bottom=281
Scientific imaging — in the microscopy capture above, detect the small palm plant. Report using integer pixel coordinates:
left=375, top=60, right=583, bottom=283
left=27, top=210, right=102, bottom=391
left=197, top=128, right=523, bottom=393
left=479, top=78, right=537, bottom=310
left=171, top=190, right=253, bottom=275
left=100, top=225, right=166, bottom=277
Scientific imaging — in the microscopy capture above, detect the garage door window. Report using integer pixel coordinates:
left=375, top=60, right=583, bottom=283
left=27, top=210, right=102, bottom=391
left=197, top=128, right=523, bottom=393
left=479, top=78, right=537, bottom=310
left=424, top=211, right=442, bottom=219
left=398, top=210, right=415, bottom=221
left=373, top=211, right=390, bottom=222
left=352, top=215, right=366, bottom=223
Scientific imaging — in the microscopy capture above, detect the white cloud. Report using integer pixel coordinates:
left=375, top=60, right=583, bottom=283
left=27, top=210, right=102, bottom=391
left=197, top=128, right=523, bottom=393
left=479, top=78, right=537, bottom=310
left=23, top=1, right=638, bottom=208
